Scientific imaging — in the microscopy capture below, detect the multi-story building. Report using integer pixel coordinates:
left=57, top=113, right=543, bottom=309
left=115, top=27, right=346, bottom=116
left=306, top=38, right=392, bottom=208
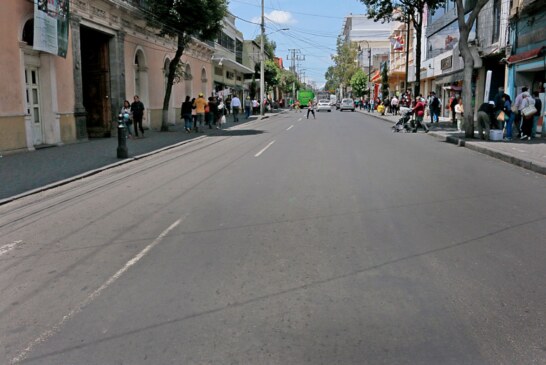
left=422, top=0, right=511, bottom=116
left=1, top=0, right=214, bottom=154
left=387, top=21, right=414, bottom=97
left=505, top=0, right=545, bottom=120
left=211, top=13, right=254, bottom=101
left=342, top=14, right=393, bottom=99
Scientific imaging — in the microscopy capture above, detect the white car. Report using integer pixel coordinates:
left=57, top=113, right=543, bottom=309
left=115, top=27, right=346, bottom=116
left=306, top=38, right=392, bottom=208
left=316, top=99, right=333, bottom=112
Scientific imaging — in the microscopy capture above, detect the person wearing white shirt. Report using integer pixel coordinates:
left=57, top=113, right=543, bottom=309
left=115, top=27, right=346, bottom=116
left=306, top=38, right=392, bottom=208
left=231, top=96, right=241, bottom=122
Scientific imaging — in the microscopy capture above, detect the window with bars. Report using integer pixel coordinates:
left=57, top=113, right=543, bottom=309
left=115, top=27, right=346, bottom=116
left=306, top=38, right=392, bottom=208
left=218, top=32, right=235, bottom=53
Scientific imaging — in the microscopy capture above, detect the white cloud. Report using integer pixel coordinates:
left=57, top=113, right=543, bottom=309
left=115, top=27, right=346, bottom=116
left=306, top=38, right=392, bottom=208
left=251, top=10, right=296, bottom=25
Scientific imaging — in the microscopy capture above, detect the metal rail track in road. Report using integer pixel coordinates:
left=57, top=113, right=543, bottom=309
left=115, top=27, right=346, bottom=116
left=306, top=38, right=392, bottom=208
left=0, top=113, right=299, bottom=235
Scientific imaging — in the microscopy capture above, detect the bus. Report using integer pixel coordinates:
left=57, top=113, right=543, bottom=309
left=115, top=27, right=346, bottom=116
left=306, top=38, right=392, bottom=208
left=297, top=90, right=315, bottom=108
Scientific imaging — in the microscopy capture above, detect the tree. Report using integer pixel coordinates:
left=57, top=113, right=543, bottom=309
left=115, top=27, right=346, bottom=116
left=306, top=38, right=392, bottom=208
left=350, top=69, right=368, bottom=97
left=324, top=65, right=341, bottom=93
left=455, top=0, right=489, bottom=138
left=330, top=37, right=359, bottom=95
left=254, top=34, right=276, bottom=60
left=280, top=69, right=299, bottom=95
left=360, top=0, right=445, bottom=98
left=255, top=60, right=281, bottom=92
left=249, top=77, right=257, bottom=100
left=146, top=0, right=228, bottom=131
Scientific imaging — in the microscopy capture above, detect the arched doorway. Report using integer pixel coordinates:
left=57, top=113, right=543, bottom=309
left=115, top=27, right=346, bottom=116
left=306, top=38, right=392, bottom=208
left=134, top=49, right=150, bottom=128
left=201, top=68, right=208, bottom=97
left=184, top=64, right=192, bottom=99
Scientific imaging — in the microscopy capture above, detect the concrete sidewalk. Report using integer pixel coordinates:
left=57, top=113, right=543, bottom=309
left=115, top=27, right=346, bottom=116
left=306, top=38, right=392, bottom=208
left=0, top=111, right=283, bottom=203
left=357, top=108, right=546, bottom=176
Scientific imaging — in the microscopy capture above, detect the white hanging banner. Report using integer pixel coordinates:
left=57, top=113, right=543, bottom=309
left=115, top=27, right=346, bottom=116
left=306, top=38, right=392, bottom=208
left=33, top=0, right=69, bottom=58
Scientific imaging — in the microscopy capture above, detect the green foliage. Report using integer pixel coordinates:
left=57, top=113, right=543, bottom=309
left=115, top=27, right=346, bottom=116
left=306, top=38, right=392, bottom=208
left=264, top=59, right=281, bottom=89
left=331, top=37, right=359, bottom=87
left=254, top=34, right=277, bottom=60
left=147, top=0, right=228, bottom=43
left=324, top=66, right=340, bottom=92
left=350, top=69, right=368, bottom=97
left=359, top=0, right=445, bottom=96
left=145, top=0, right=228, bottom=130
left=280, top=69, right=300, bottom=94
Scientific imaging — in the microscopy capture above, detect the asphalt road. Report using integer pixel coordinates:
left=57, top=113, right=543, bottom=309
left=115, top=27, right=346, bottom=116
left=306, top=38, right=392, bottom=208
left=1, top=109, right=545, bottom=364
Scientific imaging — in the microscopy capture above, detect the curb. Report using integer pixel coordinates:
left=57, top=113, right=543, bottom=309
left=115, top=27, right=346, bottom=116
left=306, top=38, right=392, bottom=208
left=0, top=136, right=207, bottom=206
left=0, top=111, right=288, bottom=206
left=359, top=110, right=546, bottom=176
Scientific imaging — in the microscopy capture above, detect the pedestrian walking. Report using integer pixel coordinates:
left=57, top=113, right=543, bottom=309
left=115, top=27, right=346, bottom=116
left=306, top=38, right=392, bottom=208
left=449, top=94, right=459, bottom=127
left=216, top=98, right=226, bottom=129
left=130, top=95, right=145, bottom=138
left=193, top=93, right=207, bottom=133
left=532, top=91, right=542, bottom=138
left=294, top=100, right=301, bottom=112
left=429, top=91, right=440, bottom=123
left=181, top=96, right=193, bottom=133
left=455, top=98, right=464, bottom=132
left=502, top=93, right=515, bottom=141
left=120, top=100, right=133, bottom=138
left=191, top=98, right=197, bottom=131
left=208, top=97, right=218, bottom=129
left=391, top=96, right=399, bottom=115
left=411, top=97, right=429, bottom=133
left=231, top=95, right=241, bottom=122
left=513, top=87, right=528, bottom=138
left=306, top=99, right=316, bottom=119
left=244, top=96, right=252, bottom=118
left=520, top=91, right=535, bottom=140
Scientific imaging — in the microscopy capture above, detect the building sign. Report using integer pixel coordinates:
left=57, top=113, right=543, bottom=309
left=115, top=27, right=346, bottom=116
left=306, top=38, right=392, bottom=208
left=441, top=56, right=452, bottom=70
left=34, top=0, right=69, bottom=58
left=427, top=17, right=475, bottom=59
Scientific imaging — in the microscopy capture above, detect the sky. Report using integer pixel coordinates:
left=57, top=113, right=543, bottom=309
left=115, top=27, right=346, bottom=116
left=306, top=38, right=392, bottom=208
left=228, top=0, right=367, bottom=88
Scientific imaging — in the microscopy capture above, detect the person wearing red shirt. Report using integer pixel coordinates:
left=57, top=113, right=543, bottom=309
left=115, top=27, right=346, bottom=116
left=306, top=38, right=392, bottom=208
left=412, top=97, right=429, bottom=133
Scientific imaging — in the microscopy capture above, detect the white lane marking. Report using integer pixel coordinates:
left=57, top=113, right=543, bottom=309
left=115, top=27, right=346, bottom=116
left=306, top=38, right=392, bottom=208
left=11, top=219, right=182, bottom=364
left=0, top=240, right=22, bottom=257
left=254, top=140, right=276, bottom=157
left=286, top=125, right=294, bottom=131
left=298, top=118, right=302, bottom=121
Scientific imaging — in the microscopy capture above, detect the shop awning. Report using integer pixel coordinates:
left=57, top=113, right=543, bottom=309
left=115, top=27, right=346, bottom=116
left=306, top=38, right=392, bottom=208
left=212, top=57, right=254, bottom=74
left=434, top=70, right=464, bottom=85
left=506, top=46, right=544, bottom=65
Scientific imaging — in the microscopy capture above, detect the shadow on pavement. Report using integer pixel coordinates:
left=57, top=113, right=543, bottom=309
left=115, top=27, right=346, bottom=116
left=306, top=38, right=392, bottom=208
left=210, top=129, right=265, bottom=137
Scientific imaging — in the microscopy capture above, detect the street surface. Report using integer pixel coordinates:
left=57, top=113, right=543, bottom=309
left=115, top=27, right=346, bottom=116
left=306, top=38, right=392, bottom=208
left=1, top=110, right=545, bottom=364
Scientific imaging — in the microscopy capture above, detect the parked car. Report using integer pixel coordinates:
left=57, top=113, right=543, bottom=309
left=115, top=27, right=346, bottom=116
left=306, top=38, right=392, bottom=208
left=339, top=98, right=355, bottom=112
left=316, top=99, right=333, bottom=112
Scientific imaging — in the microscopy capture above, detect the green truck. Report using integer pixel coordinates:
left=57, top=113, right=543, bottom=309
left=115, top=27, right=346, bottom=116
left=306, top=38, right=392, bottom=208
left=297, top=90, right=315, bottom=108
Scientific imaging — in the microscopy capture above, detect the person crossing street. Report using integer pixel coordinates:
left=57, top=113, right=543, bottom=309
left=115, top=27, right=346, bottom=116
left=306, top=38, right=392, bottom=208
left=306, top=99, right=316, bottom=119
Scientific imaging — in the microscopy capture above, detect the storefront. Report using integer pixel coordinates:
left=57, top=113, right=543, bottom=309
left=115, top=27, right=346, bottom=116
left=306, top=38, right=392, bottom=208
left=507, top=46, right=546, bottom=125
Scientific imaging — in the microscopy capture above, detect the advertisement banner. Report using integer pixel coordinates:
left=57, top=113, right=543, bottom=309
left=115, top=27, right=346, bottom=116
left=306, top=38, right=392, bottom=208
left=33, top=0, right=69, bottom=58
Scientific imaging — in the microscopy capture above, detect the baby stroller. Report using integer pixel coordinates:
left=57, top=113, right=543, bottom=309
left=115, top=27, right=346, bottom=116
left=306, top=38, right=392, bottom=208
left=392, top=109, right=413, bottom=133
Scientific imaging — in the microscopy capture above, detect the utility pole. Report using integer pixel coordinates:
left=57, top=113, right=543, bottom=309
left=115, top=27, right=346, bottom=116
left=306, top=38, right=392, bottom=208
left=286, top=49, right=305, bottom=102
left=260, top=0, right=265, bottom=116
